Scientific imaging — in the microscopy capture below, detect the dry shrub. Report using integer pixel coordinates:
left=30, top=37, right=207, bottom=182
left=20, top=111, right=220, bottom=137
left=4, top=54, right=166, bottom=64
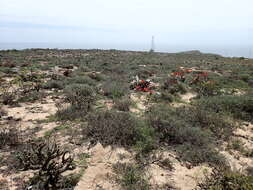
left=84, top=110, right=140, bottom=147
left=196, top=94, right=253, bottom=122
left=113, top=97, right=133, bottom=111
left=102, top=81, right=127, bottom=99
left=197, top=168, right=253, bottom=190
left=0, top=91, right=16, bottom=105
left=113, top=162, right=150, bottom=190
left=147, top=105, right=226, bottom=166
left=64, top=84, right=96, bottom=111
left=0, top=108, right=7, bottom=118
left=0, top=124, right=20, bottom=148
left=16, top=139, right=76, bottom=189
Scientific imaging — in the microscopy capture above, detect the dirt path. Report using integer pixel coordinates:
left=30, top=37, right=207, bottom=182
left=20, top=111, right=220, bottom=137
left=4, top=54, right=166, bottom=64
left=75, top=143, right=131, bottom=190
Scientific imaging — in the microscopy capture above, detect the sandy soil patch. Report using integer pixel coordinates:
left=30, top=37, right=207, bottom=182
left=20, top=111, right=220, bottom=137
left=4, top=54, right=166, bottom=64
left=75, top=143, right=131, bottom=190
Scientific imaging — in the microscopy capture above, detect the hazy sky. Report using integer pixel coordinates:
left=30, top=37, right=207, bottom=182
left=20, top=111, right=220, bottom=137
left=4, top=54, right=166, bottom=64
left=0, top=0, right=253, bottom=47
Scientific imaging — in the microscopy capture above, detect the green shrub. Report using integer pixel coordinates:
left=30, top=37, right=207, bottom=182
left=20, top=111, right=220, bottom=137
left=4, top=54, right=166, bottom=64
left=148, top=105, right=212, bottom=145
left=162, top=80, right=187, bottom=95
left=113, top=97, right=133, bottom=111
left=0, top=125, right=20, bottom=148
left=176, top=144, right=226, bottom=166
left=64, top=84, right=96, bottom=111
left=55, top=105, right=87, bottom=121
left=67, top=76, right=96, bottom=86
left=195, top=94, right=253, bottom=121
left=147, top=105, right=225, bottom=165
left=0, top=91, right=16, bottom=105
left=84, top=110, right=140, bottom=147
left=17, top=91, right=46, bottom=103
left=246, top=166, right=253, bottom=176
left=134, top=68, right=155, bottom=79
left=135, top=124, right=157, bottom=155
left=189, top=107, right=235, bottom=140
left=43, top=80, right=64, bottom=90
left=78, top=65, right=91, bottom=72
left=150, top=91, right=174, bottom=103
left=113, top=162, right=150, bottom=190
left=239, top=73, right=252, bottom=82
left=102, top=81, right=127, bottom=99
left=193, top=81, right=221, bottom=96
left=197, top=168, right=253, bottom=190
left=16, top=140, right=76, bottom=189
left=84, top=109, right=156, bottom=151
left=87, top=72, right=105, bottom=81
left=0, top=108, right=6, bottom=118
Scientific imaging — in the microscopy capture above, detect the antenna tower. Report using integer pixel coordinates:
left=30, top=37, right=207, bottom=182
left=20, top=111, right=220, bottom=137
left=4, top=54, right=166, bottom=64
left=150, top=36, right=155, bottom=52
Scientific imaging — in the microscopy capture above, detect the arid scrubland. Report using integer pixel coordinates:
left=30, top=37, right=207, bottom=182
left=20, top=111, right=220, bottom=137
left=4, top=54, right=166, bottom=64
left=0, top=49, right=253, bottom=189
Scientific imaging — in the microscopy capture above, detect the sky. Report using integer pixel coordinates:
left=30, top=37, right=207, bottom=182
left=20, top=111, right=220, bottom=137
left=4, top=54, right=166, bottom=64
left=0, top=0, right=253, bottom=53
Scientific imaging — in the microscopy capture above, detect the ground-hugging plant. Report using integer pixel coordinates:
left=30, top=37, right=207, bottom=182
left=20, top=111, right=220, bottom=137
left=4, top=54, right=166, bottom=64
left=16, top=140, right=76, bottom=190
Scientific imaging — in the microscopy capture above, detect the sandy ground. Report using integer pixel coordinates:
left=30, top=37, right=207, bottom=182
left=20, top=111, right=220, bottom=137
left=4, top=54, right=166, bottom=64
left=0, top=95, right=59, bottom=189
left=130, top=93, right=147, bottom=113
left=180, top=92, right=197, bottom=103
left=75, top=143, right=131, bottom=190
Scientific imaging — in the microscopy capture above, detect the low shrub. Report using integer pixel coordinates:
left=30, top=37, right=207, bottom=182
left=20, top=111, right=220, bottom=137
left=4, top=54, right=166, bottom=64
left=189, top=107, right=235, bottom=140
left=134, top=124, right=157, bottom=155
left=193, top=81, right=221, bottom=96
left=0, top=91, right=16, bottom=105
left=148, top=105, right=212, bottom=145
left=176, top=144, right=226, bottom=166
left=64, top=84, right=96, bottom=111
left=246, top=166, right=253, bottom=176
left=0, top=108, right=6, bottom=118
left=113, top=162, right=150, bottom=190
left=67, top=76, right=96, bottom=86
left=162, top=79, right=187, bottom=95
left=149, top=91, right=174, bottom=103
left=55, top=105, right=87, bottom=121
left=78, top=65, right=91, bottom=72
left=0, top=125, right=20, bottom=148
left=43, top=80, right=64, bottom=90
left=113, top=97, right=133, bottom=111
left=84, top=110, right=140, bottom=147
left=17, top=91, right=46, bottom=103
left=102, top=81, right=127, bottom=99
left=134, top=68, right=155, bottom=79
left=87, top=72, right=105, bottom=81
left=195, top=94, right=253, bottom=121
left=147, top=105, right=225, bottom=165
left=197, top=168, right=253, bottom=190
left=16, top=139, right=76, bottom=189
left=238, top=73, right=252, bottom=83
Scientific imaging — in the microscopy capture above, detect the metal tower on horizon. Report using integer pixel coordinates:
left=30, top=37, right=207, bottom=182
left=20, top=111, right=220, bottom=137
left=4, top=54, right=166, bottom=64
left=150, top=36, right=155, bottom=52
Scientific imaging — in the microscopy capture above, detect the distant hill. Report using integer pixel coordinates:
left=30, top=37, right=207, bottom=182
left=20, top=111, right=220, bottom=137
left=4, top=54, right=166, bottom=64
left=178, top=50, right=202, bottom=55
left=178, top=50, right=221, bottom=57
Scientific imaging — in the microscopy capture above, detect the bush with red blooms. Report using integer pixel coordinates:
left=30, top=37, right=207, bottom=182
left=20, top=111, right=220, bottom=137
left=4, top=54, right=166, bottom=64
left=134, top=80, right=154, bottom=93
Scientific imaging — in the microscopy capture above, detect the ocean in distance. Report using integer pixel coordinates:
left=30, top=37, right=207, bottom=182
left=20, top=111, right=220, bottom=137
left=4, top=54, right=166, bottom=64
left=0, top=42, right=252, bottom=58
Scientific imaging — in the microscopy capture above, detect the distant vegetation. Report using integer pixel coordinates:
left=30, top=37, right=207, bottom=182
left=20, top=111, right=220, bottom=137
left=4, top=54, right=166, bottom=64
left=0, top=49, right=253, bottom=189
